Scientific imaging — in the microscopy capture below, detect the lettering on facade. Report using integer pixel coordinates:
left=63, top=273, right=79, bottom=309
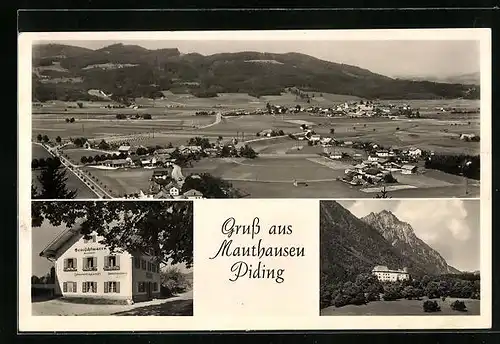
left=75, top=247, right=108, bottom=252
left=74, top=272, right=102, bottom=276
left=108, top=272, right=127, bottom=276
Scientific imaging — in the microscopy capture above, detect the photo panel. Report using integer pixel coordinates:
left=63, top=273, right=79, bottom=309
left=28, top=200, right=193, bottom=317
left=320, top=199, right=482, bottom=317
left=25, top=31, right=485, bottom=201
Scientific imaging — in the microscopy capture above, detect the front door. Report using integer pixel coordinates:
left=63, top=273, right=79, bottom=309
left=147, top=282, right=152, bottom=300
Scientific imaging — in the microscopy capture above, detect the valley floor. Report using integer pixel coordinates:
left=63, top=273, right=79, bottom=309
left=320, top=297, right=480, bottom=316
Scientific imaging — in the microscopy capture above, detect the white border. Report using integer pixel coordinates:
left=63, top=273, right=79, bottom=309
left=18, top=28, right=492, bottom=331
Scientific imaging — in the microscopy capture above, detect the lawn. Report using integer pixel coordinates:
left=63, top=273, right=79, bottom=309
left=320, top=298, right=480, bottom=316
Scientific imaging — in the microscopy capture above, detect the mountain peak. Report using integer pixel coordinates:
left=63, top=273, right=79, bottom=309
left=361, top=209, right=459, bottom=275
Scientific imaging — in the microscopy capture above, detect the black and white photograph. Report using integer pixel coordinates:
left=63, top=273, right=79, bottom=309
left=320, top=199, right=480, bottom=316
left=30, top=200, right=194, bottom=316
left=30, top=37, right=481, bottom=199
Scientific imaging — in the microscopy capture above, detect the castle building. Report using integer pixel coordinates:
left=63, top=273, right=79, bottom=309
left=372, top=265, right=410, bottom=282
left=39, top=227, right=161, bottom=304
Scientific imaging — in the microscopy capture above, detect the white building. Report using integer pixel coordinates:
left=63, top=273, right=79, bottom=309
left=401, top=164, right=417, bottom=174
left=39, top=227, right=161, bottom=304
left=183, top=189, right=204, bottom=199
left=372, top=265, right=410, bottom=282
left=408, top=148, right=422, bottom=157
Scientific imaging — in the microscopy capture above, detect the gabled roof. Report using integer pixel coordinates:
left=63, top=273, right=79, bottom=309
left=39, top=226, right=83, bottom=259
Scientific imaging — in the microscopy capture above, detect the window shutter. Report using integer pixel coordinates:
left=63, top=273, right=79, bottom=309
left=73, top=282, right=77, bottom=292
left=63, top=282, right=67, bottom=292
left=116, top=282, right=120, bottom=293
left=104, top=282, right=108, bottom=293
left=83, top=257, right=86, bottom=269
left=63, top=259, right=68, bottom=269
left=93, top=282, right=97, bottom=293
left=93, top=257, right=97, bottom=269
left=116, top=255, right=120, bottom=269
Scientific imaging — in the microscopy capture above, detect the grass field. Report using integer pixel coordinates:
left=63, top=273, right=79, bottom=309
left=32, top=144, right=53, bottom=159
left=320, top=298, right=480, bottom=316
left=82, top=167, right=154, bottom=196
left=31, top=143, right=97, bottom=199
left=32, top=168, right=97, bottom=199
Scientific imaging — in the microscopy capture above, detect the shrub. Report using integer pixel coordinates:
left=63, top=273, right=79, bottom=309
left=423, top=300, right=441, bottom=313
left=450, top=300, right=467, bottom=312
left=333, top=294, right=352, bottom=308
left=161, top=266, right=191, bottom=297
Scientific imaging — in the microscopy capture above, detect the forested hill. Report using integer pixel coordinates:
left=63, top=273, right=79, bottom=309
left=32, top=43, right=480, bottom=102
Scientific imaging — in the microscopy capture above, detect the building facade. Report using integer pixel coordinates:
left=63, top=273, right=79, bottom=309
left=372, top=265, right=410, bottom=282
left=40, top=228, right=161, bottom=304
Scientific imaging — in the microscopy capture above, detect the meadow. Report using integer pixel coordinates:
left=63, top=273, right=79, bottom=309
left=320, top=297, right=480, bottom=316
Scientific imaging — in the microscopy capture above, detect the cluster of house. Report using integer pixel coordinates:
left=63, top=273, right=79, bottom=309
left=146, top=169, right=205, bottom=200
left=265, top=101, right=407, bottom=118
left=372, top=266, right=410, bottom=282
left=341, top=148, right=422, bottom=185
left=86, top=144, right=205, bottom=169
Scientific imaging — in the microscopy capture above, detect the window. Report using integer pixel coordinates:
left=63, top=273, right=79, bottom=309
left=147, top=262, right=152, bottom=272
left=82, top=281, right=97, bottom=293
left=63, top=281, right=77, bottom=293
left=134, top=257, right=141, bottom=269
left=141, top=259, right=146, bottom=270
left=104, top=255, right=120, bottom=271
left=63, top=258, right=77, bottom=271
left=138, top=282, right=146, bottom=293
left=104, top=281, right=121, bottom=293
left=153, top=282, right=158, bottom=292
left=83, top=235, right=96, bottom=244
left=83, top=257, right=97, bottom=271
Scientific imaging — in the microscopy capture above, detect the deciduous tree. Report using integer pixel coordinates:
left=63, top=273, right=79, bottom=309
left=31, top=201, right=193, bottom=267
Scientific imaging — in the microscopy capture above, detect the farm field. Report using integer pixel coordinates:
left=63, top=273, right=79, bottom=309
left=32, top=168, right=97, bottom=199
left=32, top=144, right=53, bottom=159
left=320, top=298, right=480, bottom=316
left=81, top=167, right=154, bottom=197
left=31, top=143, right=98, bottom=199
left=31, top=94, right=481, bottom=198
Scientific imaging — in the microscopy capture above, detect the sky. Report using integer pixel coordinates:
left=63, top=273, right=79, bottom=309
left=44, top=39, right=479, bottom=78
left=32, top=220, right=193, bottom=277
left=338, top=199, right=480, bottom=272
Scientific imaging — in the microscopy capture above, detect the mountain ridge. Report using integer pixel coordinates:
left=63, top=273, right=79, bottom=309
left=32, top=43, right=480, bottom=101
left=361, top=210, right=460, bottom=275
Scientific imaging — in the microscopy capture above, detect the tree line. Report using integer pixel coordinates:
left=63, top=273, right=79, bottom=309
left=320, top=272, right=480, bottom=310
left=425, top=154, right=480, bottom=180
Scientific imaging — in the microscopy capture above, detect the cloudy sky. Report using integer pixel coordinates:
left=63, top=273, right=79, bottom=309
left=46, top=39, right=479, bottom=78
left=338, top=199, right=480, bottom=272
left=32, top=220, right=192, bottom=277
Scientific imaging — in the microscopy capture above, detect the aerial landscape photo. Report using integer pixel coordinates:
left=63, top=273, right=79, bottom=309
left=320, top=199, right=480, bottom=316
left=30, top=39, right=481, bottom=199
